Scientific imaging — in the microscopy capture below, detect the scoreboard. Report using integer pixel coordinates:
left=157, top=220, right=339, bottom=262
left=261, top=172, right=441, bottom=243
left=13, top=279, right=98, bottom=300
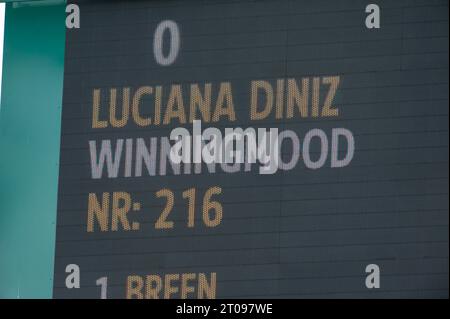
left=53, top=0, right=449, bottom=298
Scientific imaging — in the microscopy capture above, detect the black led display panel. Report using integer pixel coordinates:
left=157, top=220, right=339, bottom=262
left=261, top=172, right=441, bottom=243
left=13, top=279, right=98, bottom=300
left=53, top=0, right=449, bottom=298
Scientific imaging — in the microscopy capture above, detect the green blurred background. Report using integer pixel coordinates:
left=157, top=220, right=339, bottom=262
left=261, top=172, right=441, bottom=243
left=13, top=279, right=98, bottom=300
left=0, top=0, right=66, bottom=298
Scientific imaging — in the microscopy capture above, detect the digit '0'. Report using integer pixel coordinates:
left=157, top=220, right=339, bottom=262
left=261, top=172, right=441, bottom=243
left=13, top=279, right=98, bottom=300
left=153, top=20, right=180, bottom=66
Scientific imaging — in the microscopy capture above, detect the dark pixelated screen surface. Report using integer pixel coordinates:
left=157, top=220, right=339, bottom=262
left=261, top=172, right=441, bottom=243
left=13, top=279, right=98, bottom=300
left=53, top=0, right=449, bottom=298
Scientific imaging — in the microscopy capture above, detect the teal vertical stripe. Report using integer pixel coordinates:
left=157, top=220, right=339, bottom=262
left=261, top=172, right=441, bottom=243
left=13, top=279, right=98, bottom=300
left=0, top=1, right=65, bottom=298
